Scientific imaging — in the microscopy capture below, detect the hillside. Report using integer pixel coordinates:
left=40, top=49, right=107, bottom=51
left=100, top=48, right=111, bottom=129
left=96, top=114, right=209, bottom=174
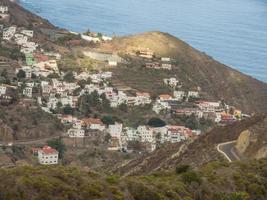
left=0, top=102, right=63, bottom=142
left=2, top=0, right=54, bottom=29
left=0, top=159, right=266, bottom=200
left=1, top=0, right=69, bottom=53
left=113, top=115, right=267, bottom=175
left=98, top=32, right=267, bottom=114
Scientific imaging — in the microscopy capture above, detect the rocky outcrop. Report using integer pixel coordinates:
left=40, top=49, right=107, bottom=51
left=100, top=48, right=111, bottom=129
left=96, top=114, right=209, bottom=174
left=235, top=130, right=251, bottom=154
left=235, top=117, right=267, bottom=159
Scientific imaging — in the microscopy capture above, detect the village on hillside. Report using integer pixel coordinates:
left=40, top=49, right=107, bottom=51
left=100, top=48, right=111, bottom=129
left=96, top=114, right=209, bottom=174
left=0, top=5, right=250, bottom=165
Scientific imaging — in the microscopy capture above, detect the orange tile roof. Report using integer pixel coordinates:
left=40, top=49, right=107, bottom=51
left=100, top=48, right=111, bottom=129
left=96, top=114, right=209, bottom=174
left=40, top=145, right=57, bottom=154
left=159, top=94, right=172, bottom=100
left=136, top=92, right=150, bottom=97
left=82, top=118, right=104, bottom=126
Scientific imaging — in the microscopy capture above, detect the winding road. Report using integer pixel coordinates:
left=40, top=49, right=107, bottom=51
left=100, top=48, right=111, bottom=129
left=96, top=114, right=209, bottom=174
left=217, top=140, right=241, bottom=162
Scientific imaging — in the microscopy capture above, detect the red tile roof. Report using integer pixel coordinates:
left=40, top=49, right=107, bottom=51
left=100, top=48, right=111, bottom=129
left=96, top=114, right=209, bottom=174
left=136, top=92, right=150, bottom=97
left=40, top=145, right=58, bottom=154
left=82, top=118, right=104, bottom=126
left=159, top=94, right=172, bottom=100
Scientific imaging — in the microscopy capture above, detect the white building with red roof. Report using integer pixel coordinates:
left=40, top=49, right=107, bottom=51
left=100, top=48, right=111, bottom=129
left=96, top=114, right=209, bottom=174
left=82, top=118, right=105, bottom=131
left=135, top=92, right=152, bottom=105
left=159, top=94, right=173, bottom=101
left=38, top=146, right=58, bottom=165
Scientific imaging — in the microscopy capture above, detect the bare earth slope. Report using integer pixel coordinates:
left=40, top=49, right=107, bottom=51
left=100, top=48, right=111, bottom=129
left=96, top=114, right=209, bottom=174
left=100, top=32, right=267, bottom=114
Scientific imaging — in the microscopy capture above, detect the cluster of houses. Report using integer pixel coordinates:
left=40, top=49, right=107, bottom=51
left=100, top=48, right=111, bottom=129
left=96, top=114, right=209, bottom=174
left=134, top=48, right=173, bottom=70
left=2, top=25, right=38, bottom=54
left=59, top=114, right=198, bottom=152
left=108, top=123, right=199, bottom=152
left=76, top=31, right=112, bottom=43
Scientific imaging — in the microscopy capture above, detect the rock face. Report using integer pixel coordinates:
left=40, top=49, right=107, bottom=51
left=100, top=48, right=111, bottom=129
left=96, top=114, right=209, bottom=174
left=235, top=130, right=251, bottom=154
left=235, top=117, right=267, bottom=159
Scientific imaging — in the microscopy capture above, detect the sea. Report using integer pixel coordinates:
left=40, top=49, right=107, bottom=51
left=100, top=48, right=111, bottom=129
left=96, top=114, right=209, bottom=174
left=20, top=0, right=267, bottom=83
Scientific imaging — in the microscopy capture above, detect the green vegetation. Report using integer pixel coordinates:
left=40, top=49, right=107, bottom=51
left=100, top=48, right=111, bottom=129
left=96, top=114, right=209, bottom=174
left=0, top=45, right=25, bottom=61
left=175, top=164, right=190, bottom=174
left=56, top=33, right=81, bottom=45
left=0, top=159, right=265, bottom=199
left=47, top=138, right=66, bottom=159
left=147, top=117, right=166, bottom=127
left=63, top=71, right=75, bottom=82
left=77, top=91, right=111, bottom=116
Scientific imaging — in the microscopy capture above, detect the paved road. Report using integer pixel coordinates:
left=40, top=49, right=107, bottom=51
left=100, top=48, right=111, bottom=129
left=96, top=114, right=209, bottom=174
left=217, top=140, right=241, bottom=162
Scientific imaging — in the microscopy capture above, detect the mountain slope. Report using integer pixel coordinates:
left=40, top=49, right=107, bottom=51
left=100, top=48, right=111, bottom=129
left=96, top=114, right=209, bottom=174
left=99, top=32, right=267, bottom=114
left=2, top=0, right=55, bottom=29
left=0, top=159, right=266, bottom=200
left=113, top=115, right=267, bottom=175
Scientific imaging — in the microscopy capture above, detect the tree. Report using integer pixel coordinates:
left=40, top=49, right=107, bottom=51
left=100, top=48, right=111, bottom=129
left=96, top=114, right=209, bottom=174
left=10, top=48, right=25, bottom=61
left=185, top=115, right=199, bottom=130
left=118, top=103, right=128, bottom=112
left=63, top=71, right=75, bottom=82
left=47, top=138, right=66, bottom=159
left=101, top=115, right=122, bottom=125
left=55, top=102, right=63, bottom=114
left=1, top=69, right=8, bottom=79
left=176, top=165, right=190, bottom=174
left=17, top=70, right=26, bottom=79
left=63, top=104, right=74, bottom=115
left=147, top=117, right=166, bottom=127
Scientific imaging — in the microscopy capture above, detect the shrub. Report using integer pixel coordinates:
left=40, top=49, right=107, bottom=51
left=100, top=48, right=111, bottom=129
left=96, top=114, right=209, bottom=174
left=147, top=117, right=166, bottom=127
left=176, top=164, right=190, bottom=174
left=182, top=171, right=201, bottom=184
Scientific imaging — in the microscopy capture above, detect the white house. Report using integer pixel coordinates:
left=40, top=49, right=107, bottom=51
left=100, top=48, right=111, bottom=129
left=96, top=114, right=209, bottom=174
left=198, top=101, right=221, bottom=112
left=60, top=115, right=77, bottom=124
left=14, top=33, right=28, bottom=45
left=135, top=92, right=151, bottom=105
left=21, top=30, right=34, bottom=37
left=3, top=26, right=16, bottom=40
left=102, top=35, right=112, bottom=41
left=173, top=91, right=186, bottom=101
left=60, top=96, right=73, bottom=107
left=81, top=34, right=101, bottom=43
left=137, top=126, right=154, bottom=143
left=108, top=60, right=118, bottom=67
left=108, top=123, right=123, bottom=138
left=0, top=6, right=8, bottom=14
left=47, top=97, right=59, bottom=109
left=188, top=91, right=199, bottom=98
left=82, top=118, right=106, bottom=131
left=161, top=57, right=171, bottom=62
left=152, top=100, right=171, bottom=114
left=124, top=127, right=139, bottom=141
left=100, top=71, right=112, bottom=79
left=38, top=146, right=58, bottom=165
left=23, top=87, right=32, bottom=98
left=161, top=63, right=172, bottom=70
left=164, top=78, right=178, bottom=88
left=75, top=71, right=90, bottom=80
left=67, top=128, right=85, bottom=138
left=0, top=85, right=7, bottom=95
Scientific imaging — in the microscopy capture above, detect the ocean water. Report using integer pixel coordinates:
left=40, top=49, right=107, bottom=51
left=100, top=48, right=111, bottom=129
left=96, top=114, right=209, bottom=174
left=20, top=0, right=267, bottom=82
